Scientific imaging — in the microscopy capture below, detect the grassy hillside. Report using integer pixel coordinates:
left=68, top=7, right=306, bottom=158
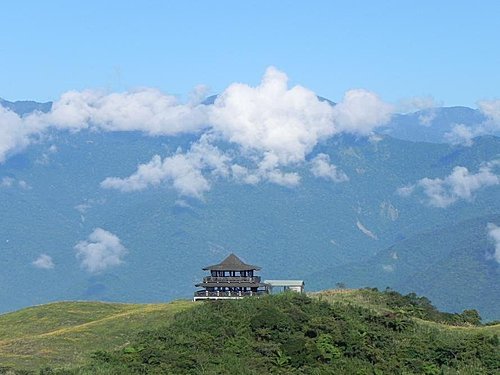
left=1, top=290, right=498, bottom=373
left=0, top=300, right=193, bottom=371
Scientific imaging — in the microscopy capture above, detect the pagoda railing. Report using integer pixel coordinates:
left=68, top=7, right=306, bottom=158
left=194, top=290, right=267, bottom=298
left=202, top=276, right=261, bottom=283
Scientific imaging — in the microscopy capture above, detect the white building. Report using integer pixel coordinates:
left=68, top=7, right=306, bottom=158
left=264, top=280, right=305, bottom=294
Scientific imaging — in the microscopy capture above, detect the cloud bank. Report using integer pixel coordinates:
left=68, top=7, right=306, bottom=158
left=101, top=67, right=391, bottom=198
left=1, top=67, right=394, bottom=198
left=47, top=88, right=208, bottom=134
left=74, top=228, right=127, bottom=273
left=398, top=161, right=500, bottom=207
left=0, top=89, right=208, bottom=162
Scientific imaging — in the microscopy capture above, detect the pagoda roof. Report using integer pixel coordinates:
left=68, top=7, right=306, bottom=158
left=203, top=253, right=261, bottom=271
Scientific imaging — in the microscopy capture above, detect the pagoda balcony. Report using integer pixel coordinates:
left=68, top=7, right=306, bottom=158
left=194, top=290, right=267, bottom=298
left=202, top=276, right=261, bottom=284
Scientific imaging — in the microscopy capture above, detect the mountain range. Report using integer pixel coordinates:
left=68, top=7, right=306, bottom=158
left=0, top=98, right=499, bottom=320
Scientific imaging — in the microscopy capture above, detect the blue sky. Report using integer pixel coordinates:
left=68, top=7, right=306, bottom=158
left=1, top=1, right=499, bottom=107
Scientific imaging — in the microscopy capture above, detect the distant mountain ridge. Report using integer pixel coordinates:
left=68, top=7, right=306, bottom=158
left=0, top=98, right=52, bottom=116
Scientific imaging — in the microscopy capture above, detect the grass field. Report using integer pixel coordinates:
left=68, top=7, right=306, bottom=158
left=0, top=300, right=194, bottom=370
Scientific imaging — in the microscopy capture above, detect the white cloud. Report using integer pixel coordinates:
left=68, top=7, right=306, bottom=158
left=209, top=67, right=337, bottom=165
left=436, top=99, right=500, bottom=146
left=418, top=110, right=437, bottom=127
left=397, top=96, right=441, bottom=113
left=188, top=84, right=210, bottom=105
left=444, top=124, right=477, bottom=146
left=209, top=67, right=392, bottom=166
left=174, top=199, right=192, bottom=208
left=74, top=228, right=127, bottom=273
left=332, top=89, right=393, bottom=135
left=399, top=162, right=499, bottom=207
left=32, top=254, right=54, bottom=269
left=397, top=96, right=442, bottom=127
left=45, top=88, right=209, bottom=134
left=486, top=223, right=500, bottom=263
left=310, top=153, right=349, bottom=182
left=265, top=169, right=301, bottom=187
left=396, top=185, right=414, bottom=197
left=101, top=136, right=229, bottom=199
left=478, top=99, right=500, bottom=126
left=0, top=106, right=42, bottom=162
left=230, top=164, right=259, bottom=185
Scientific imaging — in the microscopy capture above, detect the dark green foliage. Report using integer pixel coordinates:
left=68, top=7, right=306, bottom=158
left=47, top=293, right=499, bottom=374
left=363, top=288, right=486, bottom=326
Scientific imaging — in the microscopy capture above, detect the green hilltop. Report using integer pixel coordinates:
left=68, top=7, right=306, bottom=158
left=0, top=290, right=498, bottom=374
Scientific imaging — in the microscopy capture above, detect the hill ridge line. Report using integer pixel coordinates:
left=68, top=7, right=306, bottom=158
left=0, top=303, right=178, bottom=347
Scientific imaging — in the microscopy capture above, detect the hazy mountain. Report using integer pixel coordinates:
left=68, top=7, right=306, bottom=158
left=0, top=100, right=498, bottom=319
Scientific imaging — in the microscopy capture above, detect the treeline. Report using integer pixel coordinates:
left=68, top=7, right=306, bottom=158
left=20, top=290, right=499, bottom=374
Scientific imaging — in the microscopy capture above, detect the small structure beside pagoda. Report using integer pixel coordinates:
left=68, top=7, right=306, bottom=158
left=194, top=253, right=269, bottom=301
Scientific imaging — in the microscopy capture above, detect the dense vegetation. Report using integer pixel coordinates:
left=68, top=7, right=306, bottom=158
left=15, top=290, right=496, bottom=375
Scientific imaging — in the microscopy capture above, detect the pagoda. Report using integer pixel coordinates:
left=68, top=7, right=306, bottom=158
left=194, top=253, right=269, bottom=301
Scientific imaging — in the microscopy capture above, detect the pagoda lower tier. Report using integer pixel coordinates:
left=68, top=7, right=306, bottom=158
left=194, top=278, right=268, bottom=300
